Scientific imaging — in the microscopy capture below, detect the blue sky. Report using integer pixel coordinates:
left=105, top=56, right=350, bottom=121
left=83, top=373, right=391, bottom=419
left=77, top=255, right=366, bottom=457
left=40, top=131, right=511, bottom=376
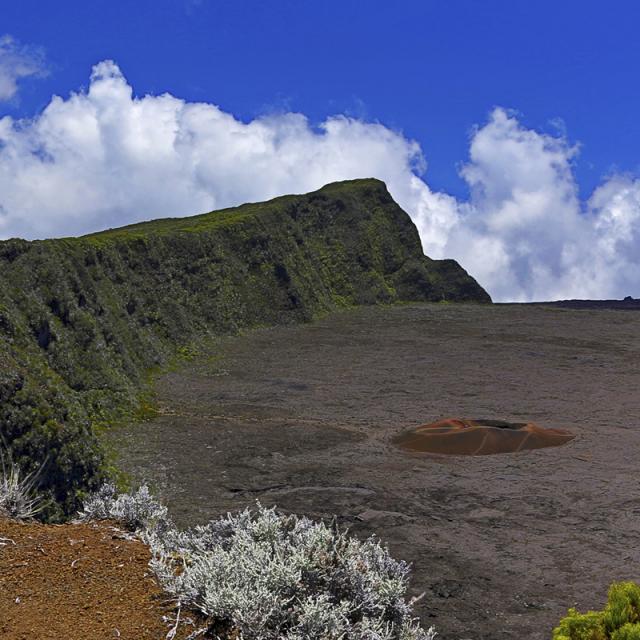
left=4, top=0, right=639, bottom=198
left=1, top=0, right=639, bottom=300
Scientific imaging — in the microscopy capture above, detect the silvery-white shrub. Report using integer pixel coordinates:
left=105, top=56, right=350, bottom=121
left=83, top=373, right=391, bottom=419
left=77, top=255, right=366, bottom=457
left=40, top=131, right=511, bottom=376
left=78, top=483, right=171, bottom=533
left=82, top=487, right=437, bottom=640
left=152, top=503, right=436, bottom=640
left=0, top=450, right=45, bottom=520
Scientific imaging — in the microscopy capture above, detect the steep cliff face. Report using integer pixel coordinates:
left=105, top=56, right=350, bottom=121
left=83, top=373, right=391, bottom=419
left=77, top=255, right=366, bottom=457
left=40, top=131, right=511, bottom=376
left=0, top=178, right=489, bottom=519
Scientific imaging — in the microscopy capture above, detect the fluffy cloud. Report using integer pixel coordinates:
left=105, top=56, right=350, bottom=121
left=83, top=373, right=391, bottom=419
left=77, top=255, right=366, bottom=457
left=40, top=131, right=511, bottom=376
left=0, top=60, right=639, bottom=302
left=433, top=110, right=640, bottom=301
left=0, top=61, right=451, bottom=247
left=439, top=109, right=587, bottom=301
left=0, top=35, right=47, bottom=102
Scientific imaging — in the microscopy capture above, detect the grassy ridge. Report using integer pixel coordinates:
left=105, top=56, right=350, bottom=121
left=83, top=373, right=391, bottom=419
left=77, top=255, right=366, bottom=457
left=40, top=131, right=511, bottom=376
left=0, top=178, right=489, bottom=520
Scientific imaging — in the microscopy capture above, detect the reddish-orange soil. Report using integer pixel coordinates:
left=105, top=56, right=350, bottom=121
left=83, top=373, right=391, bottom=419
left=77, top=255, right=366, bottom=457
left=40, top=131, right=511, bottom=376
left=0, top=518, right=199, bottom=640
left=393, top=418, right=575, bottom=455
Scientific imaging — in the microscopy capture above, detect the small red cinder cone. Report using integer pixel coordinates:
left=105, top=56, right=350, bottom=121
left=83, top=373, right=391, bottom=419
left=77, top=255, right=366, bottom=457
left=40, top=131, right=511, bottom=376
left=393, top=418, right=574, bottom=455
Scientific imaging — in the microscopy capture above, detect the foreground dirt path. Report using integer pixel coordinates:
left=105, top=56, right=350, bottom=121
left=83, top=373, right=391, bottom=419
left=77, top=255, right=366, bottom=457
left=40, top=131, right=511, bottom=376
left=0, top=519, right=195, bottom=640
left=111, top=302, right=640, bottom=640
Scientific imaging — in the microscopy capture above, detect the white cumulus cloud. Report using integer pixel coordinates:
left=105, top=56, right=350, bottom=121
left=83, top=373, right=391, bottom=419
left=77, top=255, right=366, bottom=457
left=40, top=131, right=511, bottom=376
left=0, top=60, right=639, bottom=302
left=0, top=35, right=47, bottom=102
left=429, top=109, right=640, bottom=301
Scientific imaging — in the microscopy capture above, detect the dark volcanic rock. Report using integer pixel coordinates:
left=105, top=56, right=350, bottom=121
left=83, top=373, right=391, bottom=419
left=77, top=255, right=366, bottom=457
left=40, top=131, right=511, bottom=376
left=536, top=298, right=640, bottom=310
left=111, top=302, right=640, bottom=640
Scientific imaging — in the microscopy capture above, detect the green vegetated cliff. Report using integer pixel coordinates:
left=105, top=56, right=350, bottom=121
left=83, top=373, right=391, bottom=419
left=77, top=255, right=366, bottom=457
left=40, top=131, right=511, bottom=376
left=0, top=178, right=489, bottom=520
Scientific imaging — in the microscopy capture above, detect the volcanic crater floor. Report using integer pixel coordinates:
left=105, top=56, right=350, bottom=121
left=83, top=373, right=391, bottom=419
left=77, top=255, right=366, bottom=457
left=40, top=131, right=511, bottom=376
left=110, top=302, right=640, bottom=640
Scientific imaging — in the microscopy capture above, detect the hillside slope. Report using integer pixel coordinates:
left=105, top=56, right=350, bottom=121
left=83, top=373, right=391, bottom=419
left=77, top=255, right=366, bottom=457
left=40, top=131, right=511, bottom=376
left=0, top=178, right=489, bottom=519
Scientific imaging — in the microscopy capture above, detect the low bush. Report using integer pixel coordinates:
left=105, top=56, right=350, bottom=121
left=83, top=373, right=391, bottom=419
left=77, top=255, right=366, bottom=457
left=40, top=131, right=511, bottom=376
left=82, top=486, right=436, bottom=640
left=553, top=582, right=640, bottom=640
left=78, top=483, right=170, bottom=532
left=0, top=359, right=108, bottom=522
